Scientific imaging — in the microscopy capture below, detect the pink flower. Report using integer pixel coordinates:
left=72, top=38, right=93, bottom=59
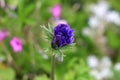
left=10, top=37, right=22, bottom=53
left=0, top=30, right=9, bottom=42
left=54, top=20, right=67, bottom=26
left=51, top=4, right=61, bottom=19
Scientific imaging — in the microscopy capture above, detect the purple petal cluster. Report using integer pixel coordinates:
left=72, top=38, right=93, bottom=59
left=52, top=24, right=74, bottom=49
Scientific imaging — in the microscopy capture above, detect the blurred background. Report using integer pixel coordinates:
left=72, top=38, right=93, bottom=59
left=0, top=0, right=120, bottom=80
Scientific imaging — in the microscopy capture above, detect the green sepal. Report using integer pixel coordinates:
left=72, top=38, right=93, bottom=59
left=40, top=23, right=53, bottom=40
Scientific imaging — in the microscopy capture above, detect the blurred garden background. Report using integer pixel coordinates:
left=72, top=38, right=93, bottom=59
left=0, top=0, right=120, bottom=80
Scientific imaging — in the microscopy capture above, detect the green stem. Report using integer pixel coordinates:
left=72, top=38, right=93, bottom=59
left=51, top=53, right=55, bottom=80
left=2, top=43, right=12, bottom=64
left=2, top=43, right=21, bottom=74
left=28, top=31, right=36, bottom=67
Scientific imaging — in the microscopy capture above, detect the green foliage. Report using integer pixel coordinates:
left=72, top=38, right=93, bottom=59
left=110, top=0, right=120, bottom=11
left=107, top=30, right=120, bottom=48
left=113, top=69, right=120, bottom=80
left=16, top=0, right=36, bottom=30
left=34, top=75, right=49, bottom=80
left=40, top=24, right=53, bottom=40
left=63, top=59, right=93, bottom=80
left=0, top=67, right=15, bottom=80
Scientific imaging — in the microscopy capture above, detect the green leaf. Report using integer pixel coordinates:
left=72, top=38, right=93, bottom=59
left=107, top=30, right=120, bottom=48
left=48, top=23, right=53, bottom=33
left=24, top=4, right=35, bottom=18
left=25, top=19, right=36, bottom=25
left=18, top=0, right=24, bottom=17
left=40, top=24, right=53, bottom=40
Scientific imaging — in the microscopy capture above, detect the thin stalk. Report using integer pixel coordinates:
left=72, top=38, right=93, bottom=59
left=28, top=31, right=36, bottom=67
left=2, top=43, right=21, bottom=74
left=51, top=51, right=55, bottom=80
left=2, top=43, right=13, bottom=64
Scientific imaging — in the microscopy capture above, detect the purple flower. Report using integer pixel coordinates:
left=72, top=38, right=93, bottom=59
left=10, top=37, right=22, bottom=53
left=52, top=24, right=74, bottom=49
left=51, top=4, right=61, bottom=19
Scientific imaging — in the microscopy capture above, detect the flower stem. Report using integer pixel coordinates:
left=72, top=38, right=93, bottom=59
left=2, top=43, right=21, bottom=74
left=51, top=53, right=55, bottom=80
left=2, top=43, right=12, bottom=64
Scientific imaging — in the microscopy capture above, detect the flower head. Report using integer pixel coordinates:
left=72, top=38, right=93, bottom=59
left=114, top=63, right=120, bottom=71
left=87, top=55, right=99, bottom=68
left=88, top=16, right=100, bottom=28
left=51, top=4, right=61, bottom=19
left=106, top=11, right=120, bottom=25
left=0, top=30, right=9, bottom=42
left=91, top=1, right=109, bottom=18
left=10, top=37, right=22, bottom=53
left=52, top=24, right=74, bottom=49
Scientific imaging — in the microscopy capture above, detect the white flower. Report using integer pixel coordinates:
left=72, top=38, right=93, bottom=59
left=114, top=63, right=120, bottom=71
left=82, top=27, right=91, bottom=36
left=91, top=1, right=109, bottom=18
left=90, top=67, right=113, bottom=80
left=87, top=55, right=99, bottom=68
left=100, top=56, right=112, bottom=68
left=100, top=68, right=113, bottom=79
left=106, top=11, right=120, bottom=25
left=90, top=69, right=102, bottom=80
left=88, top=16, right=100, bottom=28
